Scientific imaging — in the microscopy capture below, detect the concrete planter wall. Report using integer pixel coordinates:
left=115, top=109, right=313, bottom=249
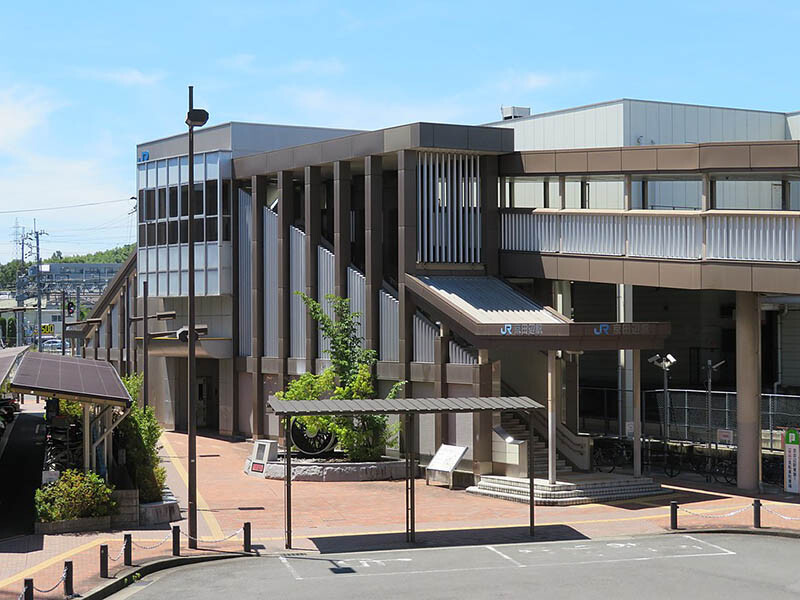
left=111, top=489, right=139, bottom=529
left=263, top=460, right=406, bottom=482
left=139, top=487, right=181, bottom=526
left=35, top=515, right=112, bottom=535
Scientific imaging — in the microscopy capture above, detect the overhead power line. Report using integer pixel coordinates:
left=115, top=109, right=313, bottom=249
left=0, top=197, right=134, bottom=215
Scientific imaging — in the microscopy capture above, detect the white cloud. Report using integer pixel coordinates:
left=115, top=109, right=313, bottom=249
left=217, top=53, right=257, bottom=73
left=283, top=58, right=345, bottom=76
left=493, top=69, right=594, bottom=94
left=0, top=86, right=57, bottom=153
left=76, top=67, right=166, bottom=86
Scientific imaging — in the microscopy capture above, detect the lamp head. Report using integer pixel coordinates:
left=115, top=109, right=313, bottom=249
left=186, top=108, right=209, bottom=127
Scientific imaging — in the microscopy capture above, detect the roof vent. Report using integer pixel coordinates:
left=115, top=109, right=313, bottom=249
left=500, top=106, right=531, bottom=120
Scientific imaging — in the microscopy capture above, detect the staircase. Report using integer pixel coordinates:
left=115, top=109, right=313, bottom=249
left=498, top=411, right=572, bottom=477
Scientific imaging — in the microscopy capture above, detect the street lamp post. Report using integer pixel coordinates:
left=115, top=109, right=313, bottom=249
left=648, top=353, right=677, bottom=447
left=185, top=85, right=209, bottom=550
left=128, top=300, right=175, bottom=409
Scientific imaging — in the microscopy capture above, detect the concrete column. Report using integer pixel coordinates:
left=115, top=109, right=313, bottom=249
left=641, top=180, right=649, bottom=210
left=333, top=161, right=351, bottom=299
left=553, top=281, right=573, bottom=428
left=623, top=175, right=633, bottom=210
left=398, top=150, right=417, bottom=394
left=633, top=350, right=642, bottom=477
left=480, top=156, right=499, bottom=276
left=131, top=275, right=137, bottom=372
left=736, top=291, right=761, bottom=491
left=547, top=350, right=557, bottom=484
left=473, top=349, right=493, bottom=475
left=701, top=174, right=713, bottom=211
left=228, top=183, right=239, bottom=437
left=304, top=166, right=321, bottom=371
left=83, top=404, right=91, bottom=472
left=277, top=171, right=294, bottom=408
left=251, top=175, right=267, bottom=438
left=781, top=180, right=790, bottom=211
left=105, top=307, right=112, bottom=363
left=117, top=290, right=125, bottom=375
left=557, top=176, right=566, bottom=210
left=364, top=156, right=383, bottom=354
left=617, top=283, right=634, bottom=436
left=542, top=179, right=550, bottom=208
left=580, top=180, right=589, bottom=209
left=434, top=323, right=450, bottom=449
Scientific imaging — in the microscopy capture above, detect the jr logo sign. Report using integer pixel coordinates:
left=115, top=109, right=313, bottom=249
left=593, top=324, right=610, bottom=335
left=500, top=324, right=512, bottom=335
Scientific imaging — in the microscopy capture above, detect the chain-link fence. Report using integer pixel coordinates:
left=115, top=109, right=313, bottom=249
left=580, top=386, right=800, bottom=451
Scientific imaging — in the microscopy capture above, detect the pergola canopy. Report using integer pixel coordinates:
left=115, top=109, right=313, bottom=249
left=268, top=396, right=542, bottom=416
left=10, top=353, right=132, bottom=407
left=0, top=346, right=29, bottom=387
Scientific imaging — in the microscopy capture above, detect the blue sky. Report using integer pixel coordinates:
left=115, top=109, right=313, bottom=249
left=1, top=0, right=798, bottom=262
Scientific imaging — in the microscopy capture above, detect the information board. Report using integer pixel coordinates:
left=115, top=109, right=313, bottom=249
left=717, top=429, right=734, bottom=445
left=785, top=428, right=799, bottom=494
left=426, top=444, right=468, bottom=489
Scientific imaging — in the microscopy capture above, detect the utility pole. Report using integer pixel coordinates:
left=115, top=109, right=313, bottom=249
left=25, top=221, right=47, bottom=351
left=13, top=220, right=25, bottom=345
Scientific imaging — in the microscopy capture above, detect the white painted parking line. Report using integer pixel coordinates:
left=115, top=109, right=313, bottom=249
left=279, top=555, right=304, bottom=581
left=684, top=534, right=737, bottom=556
left=485, top=545, right=524, bottom=567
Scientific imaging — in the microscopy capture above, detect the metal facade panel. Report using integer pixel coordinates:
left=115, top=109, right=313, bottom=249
left=289, top=226, right=306, bottom=358
left=237, top=189, right=252, bottom=356
left=347, top=266, right=366, bottom=347
left=500, top=211, right=559, bottom=252
left=379, top=288, right=399, bottom=361
left=264, top=208, right=279, bottom=357
left=561, top=213, right=625, bottom=256
left=448, top=340, right=477, bottom=364
left=627, top=214, right=703, bottom=259
left=317, top=246, right=335, bottom=357
left=0, top=346, right=28, bottom=385
left=110, top=304, right=119, bottom=347
left=413, top=312, right=437, bottom=363
left=268, top=395, right=541, bottom=415
left=706, top=214, right=798, bottom=262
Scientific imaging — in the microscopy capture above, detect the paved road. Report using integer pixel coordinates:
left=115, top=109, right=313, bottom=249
left=111, top=533, right=800, bottom=599
left=0, top=410, right=45, bottom=538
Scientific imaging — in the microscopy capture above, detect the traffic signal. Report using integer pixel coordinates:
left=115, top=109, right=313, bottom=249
left=67, top=301, right=75, bottom=316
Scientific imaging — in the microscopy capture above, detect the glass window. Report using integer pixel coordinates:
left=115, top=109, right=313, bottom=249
left=169, top=187, right=178, bottom=218
left=222, top=216, right=231, bottom=241
left=158, top=188, right=167, bottom=219
left=192, top=183, right=203, bottom=216
left=180, top=185, right=188, bottom=217
left=193, top=218, right=205, bottom=242
left=168, top=221, right=178, bottom=244
left=139, top=223, right=146, bottom=246
left=206, top=217, right=218, bottom=242
left=138, top=190, right=145, bottom=223
left=205, top=180, right=218, bottom=215
left=222, top=181, right=231, bottom=215
left=146, top=223, right=156, bottom=247
left=157, top=222, right=166, bottom=245
left=179, top=220, right=188, bottom=244
left=145, top=190, right=155, bottom=221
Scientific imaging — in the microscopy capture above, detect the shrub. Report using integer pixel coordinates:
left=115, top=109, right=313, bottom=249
left=119, top=373, right=165, bottom=502
left=35, top=469, right=117, bottom=522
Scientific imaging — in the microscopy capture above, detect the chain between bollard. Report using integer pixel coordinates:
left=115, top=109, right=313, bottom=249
left=131, top=533, right=172, bottom=550
left=108, top=537, right=128, bottom=562
left=762, top=504, right=800, bottom=521
left=32, top=566, right=68, bottom=594
left=678, top=505, right=752, bottom=519
left=17, top=582, right=27, bottom=600
left=179, top=526, right=244, bottom=544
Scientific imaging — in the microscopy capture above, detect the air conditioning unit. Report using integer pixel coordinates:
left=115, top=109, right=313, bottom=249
left=501, top=106, right=531, bottom=120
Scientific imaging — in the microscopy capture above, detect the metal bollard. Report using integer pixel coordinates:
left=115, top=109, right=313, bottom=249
left=243, top=522, right=251, bottom=553
left=670, top=501, right=678, bottom=530
left=100, top=544, right=109, bottom=578
left=24, top=578, right=33, bottom=600
left=172, top=525, right=181, bottom=556
left=64, top=560, right=74, bottom=597
left=124, top=533, right=132, bottom=566
left=753, top=499, right=762, bottom=528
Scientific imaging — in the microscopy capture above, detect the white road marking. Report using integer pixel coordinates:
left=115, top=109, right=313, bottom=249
left=683, top=535, right=736, bottom=556
left=485, top=545, right=524, bottom=567
left=279, top=555, right=304, bottom=581
left=335, top=558, right=412, bottom=568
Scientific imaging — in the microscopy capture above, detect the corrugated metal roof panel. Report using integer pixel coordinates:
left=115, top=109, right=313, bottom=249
left=415, top=276, right=567, bottom=325
left=0, top=346, right=29, bottom=386
left=268, top=396, right=542, bottom=415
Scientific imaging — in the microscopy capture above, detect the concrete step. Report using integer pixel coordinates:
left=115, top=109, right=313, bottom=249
left=465, top=485, right=668, bottom=506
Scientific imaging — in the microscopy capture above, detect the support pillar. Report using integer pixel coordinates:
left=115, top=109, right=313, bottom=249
left=333, top=161, right=351, bottom=299
left=304, top=166, right=321, bottom=371
left=480, top=156, right=499, bottom=276
left=83, top=404, right=91, bottom=473
left=617, top=283, right=634, bottom=437
left=117, top=290, right=125, bottom=375
left=557, top=176, right=566, bottom=210
left=251, top=175, right=268, bottom=439
left=781, top=180, right=790, bottom=211
left=364, top=156, right=383, bottom=354
left=623, top=174, right=633, bottom=210
left=542, top=179, right=550, bottom=208
left=547, top=350, right=557, bottom=484
left=736, top=291, right=761, bottom=491
left=434, top=323, right=450, bottom=448
left=701, top=174, right=714, bottom=211
left=633, top=350, right=642, bottom=477
left=398, top=150, right=417, bottom=397
left=472, top=349, right=493, bottom=475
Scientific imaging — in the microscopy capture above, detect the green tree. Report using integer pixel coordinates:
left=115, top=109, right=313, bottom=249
left=277, top=294, right=404, bottom=461
left=0, top=259, right=25, bottom=289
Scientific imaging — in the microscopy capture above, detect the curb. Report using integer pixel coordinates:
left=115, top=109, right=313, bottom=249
left=81, top=551, right=253, bottom=600
left=666, top=526, right=800, bottom=540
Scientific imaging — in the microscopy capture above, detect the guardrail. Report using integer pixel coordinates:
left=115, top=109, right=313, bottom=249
left=500, top=209, right=800, bottom=263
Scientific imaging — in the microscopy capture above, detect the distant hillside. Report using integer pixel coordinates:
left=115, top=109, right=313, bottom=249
left=45, top=244, right=135, bottom=264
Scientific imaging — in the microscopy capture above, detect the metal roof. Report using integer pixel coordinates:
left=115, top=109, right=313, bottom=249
left=268, top=396, right=542, bottom=416
left=10, top=353, right=132, bottom=407
left=413, top=276, right=567, bottom=324
left=0, top=346, right=29, bottom=386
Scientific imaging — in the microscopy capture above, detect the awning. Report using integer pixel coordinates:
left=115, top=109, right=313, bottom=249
left=405, top=274, right=670, bottom=350
left=0, top=346, right=29, bottom=386
left=269, top=395, right=543, bottom=416
left=10, top=353, right=132, bottom=407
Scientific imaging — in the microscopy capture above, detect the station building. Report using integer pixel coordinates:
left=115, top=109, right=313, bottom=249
left=85, top=99, right=800, bottom=493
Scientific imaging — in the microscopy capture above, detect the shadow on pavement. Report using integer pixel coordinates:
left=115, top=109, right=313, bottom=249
left=310, top=524, right=587, bottom=553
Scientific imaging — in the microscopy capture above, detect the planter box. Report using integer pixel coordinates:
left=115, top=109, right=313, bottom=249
left=262, top=460, right=407, bottom=482
left=35, top=515, right=111, bottom=535
left=112, top=489, right=140, bottom=529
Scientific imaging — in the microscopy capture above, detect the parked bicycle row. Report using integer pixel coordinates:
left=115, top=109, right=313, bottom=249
left=43, top=401, right=84, bottom=474
left=0, top=393, right=19, bottom=438
left=592, top=437, right=784, bottom=486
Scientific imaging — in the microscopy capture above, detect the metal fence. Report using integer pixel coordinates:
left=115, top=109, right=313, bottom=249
left=579, top=386, right=800, bottom=451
